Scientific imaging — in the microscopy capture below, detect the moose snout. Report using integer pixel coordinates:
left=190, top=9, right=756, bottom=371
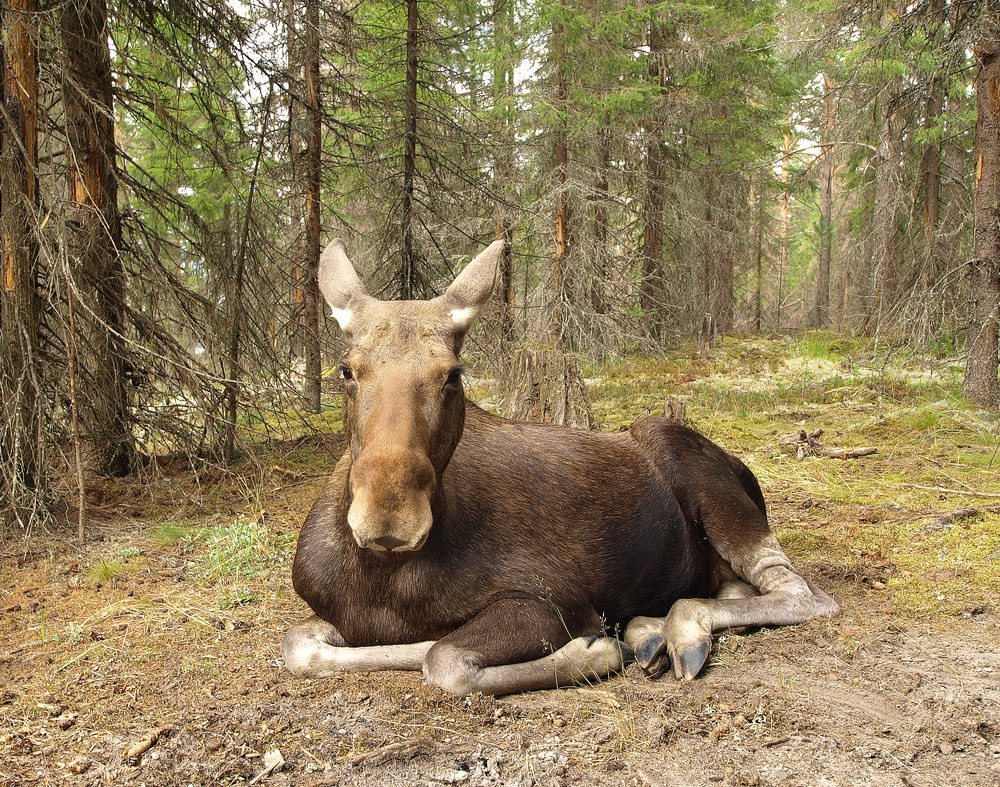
left=347, top=449, right=435, bottom=552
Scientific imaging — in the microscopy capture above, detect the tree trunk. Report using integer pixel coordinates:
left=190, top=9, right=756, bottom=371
left=640, top=21, right=666, bottom=340
left=871, top=86, right=902, bottom=329
left=503, top=349, right=591, bottom=429
left=751, top=183, right=763, bottom=333
left=493, top=0, right=515, bottom=340
left=551, top=0, right=571, bottom=351
left=287, top=0, right=306, bottom=362
left=777, top=131, right=792, bottom=331
left=302, top=0, right=323, bottom=411
left=816, top=72, right=836, bottom=328
left=400, top=0, right=420, bottom=300
left=920, top=0, right=945, bottom=292
left=964, top=39, right=1000, bottom=410
left=591, top=127, right=610, bottom=316
left=1, top=0, right=41, bottom=522
left=62, top=0, right=136, bottom=476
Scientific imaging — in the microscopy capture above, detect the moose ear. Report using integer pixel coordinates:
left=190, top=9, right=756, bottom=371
left=439, top=239, right=505, bottom=336
left=319, top=239, right=371, bottom=333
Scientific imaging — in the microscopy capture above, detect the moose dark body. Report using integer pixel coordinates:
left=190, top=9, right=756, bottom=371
left=283, top=240, right=839, bottom=696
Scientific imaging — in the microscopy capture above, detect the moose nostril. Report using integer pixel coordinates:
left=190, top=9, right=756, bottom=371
left=373, top=535, right=408, bottom=550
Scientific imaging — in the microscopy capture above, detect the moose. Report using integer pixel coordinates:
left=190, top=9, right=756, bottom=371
left=282, top=239, right=839, bottom=696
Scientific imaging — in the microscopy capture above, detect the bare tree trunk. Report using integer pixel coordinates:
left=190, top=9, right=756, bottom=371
left=62, top=0, right=136, bottom=476
left=640, top=21, right=667, bottom=340
left=871, top=85, right=903, bottom=330
left=400, top=0, right=420, bottom=300
left=287, top=0, right=306, bottom=361
left=777, top=131, right=792, bottom=331
left=1, top=0, right=42, bottom=523
left=591, top=127, right=610, bottom=316
left=302, top=0, right=323, bottom=411
left=920, top=0, right=945, bottom=295
left=816, top=72, right=837, bottom=327
left=751, top=183, right=763, bottom=333
left=552, top=11, right=570, bottom=351
left=964, top=37, right=1000, bottom=410
left=492, top=0, right=515, bottom=340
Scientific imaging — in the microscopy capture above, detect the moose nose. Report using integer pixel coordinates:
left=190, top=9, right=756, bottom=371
left=373, top=534, right=408, bottom=551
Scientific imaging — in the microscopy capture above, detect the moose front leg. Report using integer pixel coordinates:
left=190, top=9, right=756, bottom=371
left=421, top=600, right=634, bottom=697
left=282, top=616, right=434, bottom=678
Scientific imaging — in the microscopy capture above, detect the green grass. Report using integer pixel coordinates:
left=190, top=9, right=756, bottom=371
left=199, top=515, right=284, bottom=580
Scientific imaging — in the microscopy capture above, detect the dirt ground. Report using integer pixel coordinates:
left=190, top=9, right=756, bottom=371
left=2, top=442, right=999, bottom=787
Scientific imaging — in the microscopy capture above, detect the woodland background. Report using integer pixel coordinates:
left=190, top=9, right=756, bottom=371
left=2, top=0, right=1000, bottom=533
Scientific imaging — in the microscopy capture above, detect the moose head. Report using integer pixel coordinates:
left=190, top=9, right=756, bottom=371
left=318, top=239, right=506, bottom=553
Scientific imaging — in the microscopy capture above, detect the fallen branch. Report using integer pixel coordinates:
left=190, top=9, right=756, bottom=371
left=923, top=505, right=1000, bottom=531
left=902, top=483, right=1000, bottom=499
left=122, top=725, right=173, bottom=763
left=347, top=736, right=435, bottom=768
left=778, top=428, right=878, bottom=460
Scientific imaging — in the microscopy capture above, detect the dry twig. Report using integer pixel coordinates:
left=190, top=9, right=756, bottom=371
left=347, top=736, right=435, bottom=768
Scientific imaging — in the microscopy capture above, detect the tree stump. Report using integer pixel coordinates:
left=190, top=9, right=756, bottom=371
left=503, top=348, right=592, bottom=429
left=697, top=313, right=717, bottom=355
left=664, top=397, right=688, bottom=426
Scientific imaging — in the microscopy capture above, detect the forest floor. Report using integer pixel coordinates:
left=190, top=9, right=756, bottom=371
left=2, top=333, right=1000, bottom=787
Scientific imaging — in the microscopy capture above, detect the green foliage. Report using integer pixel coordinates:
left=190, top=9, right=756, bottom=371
left=198, top=515, right=286, bottom=580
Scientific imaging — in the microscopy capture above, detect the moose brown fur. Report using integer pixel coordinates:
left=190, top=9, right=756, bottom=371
left=282, top=239, right=839, bottom=696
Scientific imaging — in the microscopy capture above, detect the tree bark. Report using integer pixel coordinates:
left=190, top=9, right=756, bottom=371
left=302, top=0, right=323, bottom=411
left=62, top=0, right=136, bottom=476
left=591, top=127, right=610, bottom=316
left=777, top=131, right=792, bottom=331
left=400, top=0, right=420, bottom=300
left=287, top=0, right=306, bottom=361
left=964, top=38, right=1000, bottom=410
left=920, top=0, right=945, bottom=295
left=552, top=13, right=570, bottom=352
left=816, top=72, right=836, bottom=327
left=640, top=20, right=666, bottom=340
left=493, top=0, right=515, bottom=340
left=871, top=84, right=903, bottom=329
left=752, top=183, right=763, bottom=333
left=1, top=0, right=41, bottom=519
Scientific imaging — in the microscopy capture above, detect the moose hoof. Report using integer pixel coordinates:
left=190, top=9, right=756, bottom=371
left=634, top=635, right=670, bottom=678
left=671, top=639, right=711, bottom=681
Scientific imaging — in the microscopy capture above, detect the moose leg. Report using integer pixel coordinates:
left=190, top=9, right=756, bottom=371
left=422, top=599, right=633, bottom=697
left=282, top=615, right=434, bottom=678
left=626, top=550, right=838, bottom=681
left=626, top=530, right=839, bottom=681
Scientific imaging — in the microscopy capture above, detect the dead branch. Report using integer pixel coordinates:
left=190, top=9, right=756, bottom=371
left=778, top=428, right=878, bottom=460
left=902, top=483, right=1000, bottom=499
left=347, top=736, right=435, bottom=768
left=923, top=505, right=1000, bottom=530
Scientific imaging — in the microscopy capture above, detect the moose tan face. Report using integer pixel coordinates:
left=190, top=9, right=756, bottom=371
left=318, top=239, right=504, bottom=553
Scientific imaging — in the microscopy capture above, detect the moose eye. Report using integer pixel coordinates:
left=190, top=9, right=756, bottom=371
left=444, top=368, right=463, bottom=389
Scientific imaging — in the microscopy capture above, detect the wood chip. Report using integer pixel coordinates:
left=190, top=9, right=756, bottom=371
left=122, top=725, right=173, bottom=763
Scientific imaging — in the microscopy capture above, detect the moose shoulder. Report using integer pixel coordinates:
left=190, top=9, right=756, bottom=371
left=282, top=239, right=839, bottom=697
